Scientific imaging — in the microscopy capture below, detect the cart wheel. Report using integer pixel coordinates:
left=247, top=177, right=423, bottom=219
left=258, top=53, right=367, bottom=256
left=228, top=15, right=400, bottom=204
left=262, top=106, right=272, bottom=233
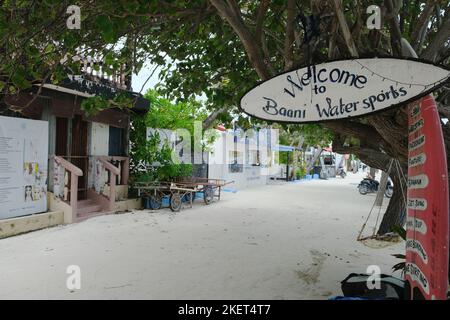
left=183, top=192, right=193, bottom=203
left=149, top=194, right=162, bottom=210
left=204, top=186, right=214, bottom=205
left=170, top=193, right=182, bottom=212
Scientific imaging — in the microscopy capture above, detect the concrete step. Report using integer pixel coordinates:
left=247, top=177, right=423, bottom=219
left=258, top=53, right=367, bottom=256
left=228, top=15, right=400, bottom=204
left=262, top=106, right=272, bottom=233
left=75, top=210, right=115, bottom=223
left=77, top=199, right=102, bottom=216
left=78, top=199, right=96, bottom=207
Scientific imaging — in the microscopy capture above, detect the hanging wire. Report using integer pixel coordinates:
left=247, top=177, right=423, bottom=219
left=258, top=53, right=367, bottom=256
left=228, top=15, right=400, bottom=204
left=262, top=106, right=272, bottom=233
left=394, top=158, right=408, bottom=225
left=357, top=194, right=379, bottom=240
left=357, top=159, right=394, bottom=240
left=354, top=60, right=449, bottom=90
left=372, top=159, right=394, bottom=236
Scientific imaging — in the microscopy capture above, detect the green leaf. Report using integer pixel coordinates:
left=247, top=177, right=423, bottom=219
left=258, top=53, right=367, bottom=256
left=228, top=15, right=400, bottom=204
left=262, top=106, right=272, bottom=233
left=104, top=52, right=115, bottom=66
left=11, top=68, right=31, bottom=89
left=391, top=225, right=406, bottom=240
left=44, top=43, right=55, bottom=54
left=95, top=16, right=116, bottom=43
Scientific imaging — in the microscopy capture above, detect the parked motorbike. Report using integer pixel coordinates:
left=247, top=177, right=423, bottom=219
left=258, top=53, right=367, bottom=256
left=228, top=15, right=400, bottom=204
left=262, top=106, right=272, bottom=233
left=358, top=178, right=393, bottom=198
left=337, top=168, right=346, bottom=178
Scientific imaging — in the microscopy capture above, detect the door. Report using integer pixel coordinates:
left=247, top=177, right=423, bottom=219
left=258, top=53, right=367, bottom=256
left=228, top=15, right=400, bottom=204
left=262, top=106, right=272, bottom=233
left=55, top=117, right=68, bottom=156
left=108, top=126, right=125, bottom=185
left=71, top=115, right=88, bottom=200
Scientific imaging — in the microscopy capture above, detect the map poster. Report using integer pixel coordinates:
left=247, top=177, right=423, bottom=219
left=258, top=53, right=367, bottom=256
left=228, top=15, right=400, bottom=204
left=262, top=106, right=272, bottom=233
left=0, top=116, right=49, bottom=219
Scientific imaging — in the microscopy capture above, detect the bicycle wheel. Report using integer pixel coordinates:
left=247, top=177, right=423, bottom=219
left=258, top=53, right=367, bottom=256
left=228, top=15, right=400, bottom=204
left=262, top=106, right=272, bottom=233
left=170, top=193, right=182, bottom=212
left=203, top=186, right=214, bottom=205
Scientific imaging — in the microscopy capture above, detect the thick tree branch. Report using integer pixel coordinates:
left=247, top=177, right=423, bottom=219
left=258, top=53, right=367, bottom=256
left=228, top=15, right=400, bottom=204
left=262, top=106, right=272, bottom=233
left=411, top=0, right=438, bottom=51
left=383, top=0, right=402, bottom=20
left=328, top=17, right=339, bottom=59
left=324, top=120, right=385, bottom=150
left=254, top=0, right=275, bottom=75
left=203, top=106, right=228, bottom=130
left=332, top=143, right=391, bottom=171
left=421, top=12, right=450, bottom=62
left=438, top=102, right=450, bottom=120
left=331, top=0, right=359, bottom=57
left=283, top=0, right=296, bottom=71
left=209, top=0, right=271, bottom=80
left=368, top=112, right=408, bottom=162
left=255, top=0, right=270, bottom=42
left=350, top=1, right=363, bottom=42
left=384, top=0, right=403, bottom=56
left=226, top=0, right=242, bottom=18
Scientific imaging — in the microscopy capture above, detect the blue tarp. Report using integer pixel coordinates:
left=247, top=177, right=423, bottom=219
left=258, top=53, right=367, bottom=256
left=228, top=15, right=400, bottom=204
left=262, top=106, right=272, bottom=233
left=273, top=145, right=298, bottom=152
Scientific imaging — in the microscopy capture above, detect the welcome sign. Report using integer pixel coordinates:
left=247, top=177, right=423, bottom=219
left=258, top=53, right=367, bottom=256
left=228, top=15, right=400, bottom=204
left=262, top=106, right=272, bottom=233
left=240, top=58, right=450, bottom=123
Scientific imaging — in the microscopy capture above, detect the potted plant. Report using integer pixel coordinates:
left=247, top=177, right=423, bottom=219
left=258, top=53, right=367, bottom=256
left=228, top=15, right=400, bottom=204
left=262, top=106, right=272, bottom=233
left=295, top=166, right=306, bottom=180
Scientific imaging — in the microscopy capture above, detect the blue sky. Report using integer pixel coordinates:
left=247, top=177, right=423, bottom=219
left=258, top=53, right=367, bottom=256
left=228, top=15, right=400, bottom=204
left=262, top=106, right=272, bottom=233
left=131, top=62, right=161, bottom=94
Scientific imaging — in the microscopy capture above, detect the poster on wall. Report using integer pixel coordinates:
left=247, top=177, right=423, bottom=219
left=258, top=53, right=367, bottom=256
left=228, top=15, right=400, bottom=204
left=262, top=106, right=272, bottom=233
left=0, top=116, right=49, bottom=219
left=240, top=57, right=450, bottom=123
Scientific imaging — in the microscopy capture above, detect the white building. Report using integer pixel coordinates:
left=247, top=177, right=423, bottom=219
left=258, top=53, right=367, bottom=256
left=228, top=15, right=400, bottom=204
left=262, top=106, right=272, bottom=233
left=208, top=127, right=280, bottom=190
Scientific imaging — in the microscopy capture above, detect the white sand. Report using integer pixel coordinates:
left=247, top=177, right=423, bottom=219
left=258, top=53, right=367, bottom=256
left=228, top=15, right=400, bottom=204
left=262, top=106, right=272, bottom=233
left=0, top=172, right=404, bottom=299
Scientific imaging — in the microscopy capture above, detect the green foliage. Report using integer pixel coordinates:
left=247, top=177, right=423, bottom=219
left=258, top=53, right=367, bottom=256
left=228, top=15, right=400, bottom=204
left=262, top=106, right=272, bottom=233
left=81, top=93, right=135, bottom=117
left=1, top=0, right=448, bottom=165
left=129, top=115, right=163, bottom=181
left=391, top=225, right=406, bottom=241
left=276, top=123, right=333, bottom=154
left=390, top=225, right=406, bottom=275
left=129, top=89, right=207, bottom=183
left=129, top=124, right=193, bottom=183
left=295, top=166, right=306, bottom=179
left=144, top=89, right=207, bottom=133
left=157, top=162, right=193, bottom=181
left=278, top=151, right=288, bottom=165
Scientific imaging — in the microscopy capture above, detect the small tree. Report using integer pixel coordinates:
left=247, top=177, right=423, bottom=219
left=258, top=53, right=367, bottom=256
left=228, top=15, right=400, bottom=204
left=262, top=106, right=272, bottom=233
left=129, top=89, right=211, bottom=183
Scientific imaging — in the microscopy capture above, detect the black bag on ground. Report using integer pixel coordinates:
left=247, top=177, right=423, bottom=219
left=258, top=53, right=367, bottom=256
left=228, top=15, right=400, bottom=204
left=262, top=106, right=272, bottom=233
left=341, top=273, right=405, bottom=300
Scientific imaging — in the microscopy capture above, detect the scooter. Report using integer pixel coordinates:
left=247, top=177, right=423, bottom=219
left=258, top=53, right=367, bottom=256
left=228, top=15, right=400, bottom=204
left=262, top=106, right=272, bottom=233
left=358, top=178, right=393, bottom=198
left=337, top=168, right=346, bottom=178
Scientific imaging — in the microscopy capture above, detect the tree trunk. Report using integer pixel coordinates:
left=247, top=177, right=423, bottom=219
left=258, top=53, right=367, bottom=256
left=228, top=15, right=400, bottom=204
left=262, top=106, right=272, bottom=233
left=377, top=168, right=407, bottom=234
left=375, top=170, right=389, bottom=207
left=332, top=140, right=407, bottom=235
left=369, top=167, right=376, bottom=178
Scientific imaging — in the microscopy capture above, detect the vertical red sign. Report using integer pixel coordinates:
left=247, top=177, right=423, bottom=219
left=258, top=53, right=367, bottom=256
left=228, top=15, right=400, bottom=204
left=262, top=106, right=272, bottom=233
left=405, top=95, right=449, bottom=299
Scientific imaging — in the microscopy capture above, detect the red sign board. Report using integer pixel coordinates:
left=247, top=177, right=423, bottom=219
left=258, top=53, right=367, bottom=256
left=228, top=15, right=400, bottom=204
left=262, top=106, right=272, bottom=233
left=405, top=95, right=449, bottom=299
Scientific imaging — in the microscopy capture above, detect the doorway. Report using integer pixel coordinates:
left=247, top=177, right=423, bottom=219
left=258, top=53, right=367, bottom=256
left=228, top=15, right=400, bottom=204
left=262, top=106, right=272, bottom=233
left=55, top=115, right=88, bottom=200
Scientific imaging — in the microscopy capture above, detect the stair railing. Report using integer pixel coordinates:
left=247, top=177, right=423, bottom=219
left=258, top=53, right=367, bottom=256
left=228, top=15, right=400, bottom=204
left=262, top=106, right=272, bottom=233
left=53, top=156, right=83, bottom=221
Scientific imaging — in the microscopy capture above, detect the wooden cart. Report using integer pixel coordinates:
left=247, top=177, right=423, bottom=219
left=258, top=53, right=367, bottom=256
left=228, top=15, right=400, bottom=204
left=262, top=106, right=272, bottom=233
left=173, top=177, right=234, bottom=205
left=135, top=181, right=196, bottom=212
left=135, top=178, right=234, bottom=212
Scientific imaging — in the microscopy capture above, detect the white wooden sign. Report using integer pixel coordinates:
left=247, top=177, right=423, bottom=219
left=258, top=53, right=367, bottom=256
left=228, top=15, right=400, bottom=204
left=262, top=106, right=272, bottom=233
left=240, top=58, right=450, bottom=123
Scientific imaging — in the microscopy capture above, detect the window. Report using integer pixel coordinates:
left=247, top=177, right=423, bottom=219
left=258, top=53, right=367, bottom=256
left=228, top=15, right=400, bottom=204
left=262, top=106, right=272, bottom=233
left=109, top=126, right=126, bottom=156
left=228, top=151, right=243, bottom=173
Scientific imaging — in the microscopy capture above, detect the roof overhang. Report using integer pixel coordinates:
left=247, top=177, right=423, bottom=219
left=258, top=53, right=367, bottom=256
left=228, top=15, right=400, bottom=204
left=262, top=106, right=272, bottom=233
left=34, top=74, right=150, bottom=113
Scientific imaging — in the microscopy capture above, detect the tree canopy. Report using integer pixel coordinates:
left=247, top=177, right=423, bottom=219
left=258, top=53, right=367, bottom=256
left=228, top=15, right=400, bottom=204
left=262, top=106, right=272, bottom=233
left=1, top=0, right=450, bottom=233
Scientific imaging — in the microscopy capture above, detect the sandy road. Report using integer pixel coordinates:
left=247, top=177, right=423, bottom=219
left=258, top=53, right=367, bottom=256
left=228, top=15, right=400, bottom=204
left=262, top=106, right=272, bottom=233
left=0, top=172, right=403, bottom=299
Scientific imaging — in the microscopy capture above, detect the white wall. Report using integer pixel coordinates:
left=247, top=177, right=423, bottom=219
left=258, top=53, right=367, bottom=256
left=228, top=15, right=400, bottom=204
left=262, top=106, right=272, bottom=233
left=88, top=122, right=109, bottom=189
left=90, top=122, right=109, bottom=156
left=208, top=129, right=276, bottom=190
